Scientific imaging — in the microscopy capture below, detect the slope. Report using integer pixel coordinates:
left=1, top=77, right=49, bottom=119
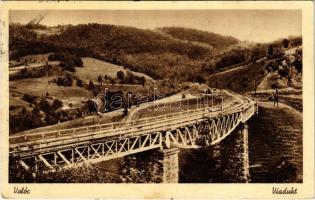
left=9, top=24, right=239, bottom=81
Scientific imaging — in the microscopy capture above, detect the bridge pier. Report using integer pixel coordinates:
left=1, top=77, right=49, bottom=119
left=240, top=122, right=250, bottom=182
left=161, top=148, right=180, bottom=183
left=121, top=148, right=179, bottom=183
left=207, top=122, right=250, bottom=183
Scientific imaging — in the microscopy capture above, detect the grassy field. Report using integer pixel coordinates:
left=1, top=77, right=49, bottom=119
left=75, top=57, right=154, bottom=82
left=9, top=76, right=93, bottom=111
left=9, top=93, right=31, bottom=115
left=10, top=77, right=92, bottom=99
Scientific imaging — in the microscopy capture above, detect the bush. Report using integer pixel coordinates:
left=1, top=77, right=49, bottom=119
left=38, top=99, right=51, bottom=114
left=51, top=99, right=63, bottom=111
left=22, top=94, right=37, bottom=104
left=98, top=75, right=103, bottom=83
left=88, top=80, right=94, bottom=90
left=56, top=77, right=64, bottom=86
left=86, top=99, right=97, bottom=113
left=73, top=57, right=83, bottom=67
left=278, top=68, right=288, bottom=78
left=117, top=70, right=125, bottom=80
left=138, top=76, right=146, bottom=86
left=60, top=61, right=75, bottom=72
left=195, top=75, right=206, bottom=84
left=49, top=52, right=83, bottom=70
left=76, top=79, right=83, bottom=87
left=45, top=114, right=58, bottom=125
left=56, top=75, right=73, bottom=87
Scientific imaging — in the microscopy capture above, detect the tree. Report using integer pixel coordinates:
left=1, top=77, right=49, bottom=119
left=98, top=75, right=103, bottom=83
left=31, top=107, right=41, bottom=117
left=88, top=80, right=94, bottom=90
left=20, top=107, right=27, bottom=115
left=268, top=45, right=274, bottom=58
left=56, top=77, right=64, bottom=86
left=195, top=75, right=206, bottom=85
left=65, top=74, right=73, bottom=86
left=123, top=106, right=128, bottom=117
left=73, top=57, right=83, bottom=67
left=241, top=78, right=249, bottom=90
left=110, top=78, right=115, bottom=85
left=278, top=68, right=289, bottom=78
left=39, top=99, right=51, bottom=114
left=139, top=76, right=146, bottom=86
left=76, top=79, right=83, bottom=87
left=51, top=99, right=63, bottom=111
left=117, top=70, right=125, bottom=80
left=60, top=61, right=75, bottom=72
left=45, top=114, right=58, bottom=125
left=293, top=58, right=302, bottom=73
left=22, top=94, right=37, bottom=104
left=282, top=39, right=289, bottom=49
left=86, top=99, right=97, bottom=113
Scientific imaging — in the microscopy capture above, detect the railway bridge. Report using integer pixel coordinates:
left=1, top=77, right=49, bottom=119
left=9, top=90, right=257, bottom=183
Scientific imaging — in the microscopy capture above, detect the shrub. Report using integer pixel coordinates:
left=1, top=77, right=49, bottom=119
left=117, top=70, right=125, bottom=80
left=60, top=61, right=75, bottom=72
left=22, top=94, right=37, bottom=104
left=88, top=80, right=94, bottom=90
left=76, top=79, right=83, bottom=87
left=73, top=57, right=83, bottom=67
left=98, top=75, right=103, bottom=83
left=51, top=99, right=63, bottom=111
left=56, top=75, right=73, bottom=87
left=195, top=75, right=206, bottom=84
left=38, top=99, right=51, bottom=114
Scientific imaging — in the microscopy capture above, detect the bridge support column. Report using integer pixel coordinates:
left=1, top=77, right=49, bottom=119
left=161, top=148, right=180, bottom=183
left=240, top=122, right=250, bottom=182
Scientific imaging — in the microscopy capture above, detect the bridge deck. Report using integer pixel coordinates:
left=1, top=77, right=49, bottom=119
left=9, top=90, right=256, bottom=164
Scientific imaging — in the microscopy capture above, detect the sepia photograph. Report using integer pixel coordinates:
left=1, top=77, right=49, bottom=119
left=1, top=1, right=314, bottom=199
left=7, top=8, right=304, bottom=183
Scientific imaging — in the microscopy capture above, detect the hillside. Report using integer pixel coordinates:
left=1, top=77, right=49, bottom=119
left=76, top=57, right=154, bottom=82
left=158, top=27, right=239, bottom=50
left=248, top=102, right=302, bottom=182
left=206, top=60, right=267, bottom=93
left=9, top=24, right=240, bottom=82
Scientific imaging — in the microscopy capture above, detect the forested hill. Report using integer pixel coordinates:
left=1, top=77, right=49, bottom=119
left=158, top=27, right=239, bottom=50
left=10, top=23, right=239, bottom=81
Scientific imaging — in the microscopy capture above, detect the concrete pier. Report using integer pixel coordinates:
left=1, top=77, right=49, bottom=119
left=161, top=148, right=180, bottom=183
left=240, top=123, right=250, bottom=182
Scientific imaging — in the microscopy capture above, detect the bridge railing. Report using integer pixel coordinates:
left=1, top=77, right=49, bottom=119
left=9, top=92, right=254, bottom=146
left=11, top=108, right=250, bottom=153
left=9, top=109, right=200, bottom=144
left=10, top=105, right=237, bottom=155
left=9, top=96, right=229, bottom=145
left=9, top=95, right=257, bottom=159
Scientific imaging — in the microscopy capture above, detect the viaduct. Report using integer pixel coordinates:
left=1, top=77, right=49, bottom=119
left=9, top=90, right=257, bottom=183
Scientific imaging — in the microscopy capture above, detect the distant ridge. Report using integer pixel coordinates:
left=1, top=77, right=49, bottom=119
left=158, top=27, right=239, bottom=50
left=10, top=23, right=240, bottom=81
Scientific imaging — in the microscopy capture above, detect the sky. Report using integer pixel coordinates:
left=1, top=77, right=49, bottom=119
left=10, top=10, right=301, bottom=43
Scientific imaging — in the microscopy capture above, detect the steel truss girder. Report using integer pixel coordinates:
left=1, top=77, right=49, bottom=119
left=14, top=112, right=244, bottom=171
left=165, top=112, right=242, bottom=147
left=18, top=132, right=162, bottom=170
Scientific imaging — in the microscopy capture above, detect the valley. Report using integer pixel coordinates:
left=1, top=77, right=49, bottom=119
left=8, top=20, right=303, bottom=184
